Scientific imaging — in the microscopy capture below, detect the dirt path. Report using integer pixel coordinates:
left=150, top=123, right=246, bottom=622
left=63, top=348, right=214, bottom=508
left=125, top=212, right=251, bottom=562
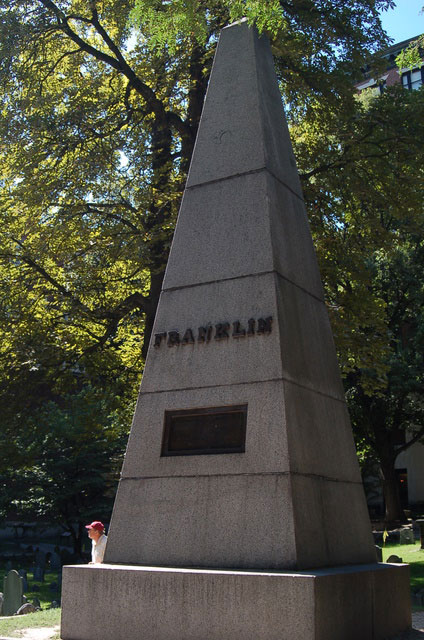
left=0, top=626, right=59, bottom=640
left=0, top=613, right=423, bottom=639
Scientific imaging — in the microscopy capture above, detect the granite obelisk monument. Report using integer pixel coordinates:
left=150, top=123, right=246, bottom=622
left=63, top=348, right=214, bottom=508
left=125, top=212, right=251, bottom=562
left=61, top=19, right=411, bottom=640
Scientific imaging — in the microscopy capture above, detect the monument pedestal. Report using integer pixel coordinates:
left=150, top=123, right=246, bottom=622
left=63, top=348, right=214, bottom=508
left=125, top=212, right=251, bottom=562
left=61, top=562, right=410, bottom=640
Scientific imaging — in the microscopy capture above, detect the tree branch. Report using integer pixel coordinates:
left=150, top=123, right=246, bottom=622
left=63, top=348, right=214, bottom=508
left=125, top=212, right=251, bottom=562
left=37, top=0, right=191, bottom=139
left=40, top=47, right=82, bottom=84
left=8, top=238, right=150, bottom=322
left=395, top=425, right=424, bottom=458
left=10, top=237, right=93, bottom=316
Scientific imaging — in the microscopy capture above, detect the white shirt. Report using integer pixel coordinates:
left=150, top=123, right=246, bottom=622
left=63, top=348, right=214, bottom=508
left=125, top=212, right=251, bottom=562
left=91, top=534, right=107, bottom=563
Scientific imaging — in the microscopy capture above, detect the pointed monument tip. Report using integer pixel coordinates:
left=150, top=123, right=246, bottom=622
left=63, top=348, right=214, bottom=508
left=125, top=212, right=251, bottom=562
left=185, top=14, right=303, bottom=200
left=224, top=17, right=249, bottom=30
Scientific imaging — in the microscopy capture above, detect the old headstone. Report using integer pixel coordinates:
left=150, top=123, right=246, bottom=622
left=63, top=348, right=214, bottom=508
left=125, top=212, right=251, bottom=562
left=18, top=569, right=28, bottom=592
left=33, top=565, right=45, bottom=582
left=387, top=554, right=403, bottom=563
left=416, top=519, right=424, bottom=549
left=61, top=19, right=411, bottom=640
left=35, top=549, right=46, bottom=568
left=3, top=570, right=24, bottom=616
left=16, top=602, right=37, bottom=615
left=50, top=551, right=62, bottom=571
left=0, top=592, right=3, bottom=616
left=375, top=545, right=383, bottom=561
left=399, top=528, right=415, bottom=545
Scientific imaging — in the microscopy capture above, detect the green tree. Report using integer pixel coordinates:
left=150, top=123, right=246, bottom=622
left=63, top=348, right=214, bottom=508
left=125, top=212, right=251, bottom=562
left=3, top=0, right=419, bottom=528
left=0, top=385, right=132, bottom=555
left=0, top=318, right=135, bottom=553
left=0, top=0, right=392, bottom=366
left=346, top=241, right=424, bottom=523
left=293, top=83, right=424, bottom=522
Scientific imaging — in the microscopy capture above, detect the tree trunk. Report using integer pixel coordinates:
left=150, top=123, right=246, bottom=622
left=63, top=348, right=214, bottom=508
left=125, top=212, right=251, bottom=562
left=141, top=46, right=208, bottom=356
left=380, top=456, right=407, bottom=524
left=141, top=117, right=173, bottom=356
left=63, top=519, right=84, bottom=558
left=142, top=270, right=164, bottom=360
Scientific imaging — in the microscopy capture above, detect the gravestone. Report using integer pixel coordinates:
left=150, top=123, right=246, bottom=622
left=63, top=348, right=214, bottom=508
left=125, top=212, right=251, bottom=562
left=0, top=592, right=3, bottom=616
left=61, top=19, right=411, bottom=640
left=16, top=602, right=37, bottom=615
left=50, top=551, right=62, bottom=571
left=400, top=528, right=415, bottom=545
left=416, top=519, right=424, bottom=548
left=18, top=569, right=28, bottom=592
left=3, top=570, right=24, bottom=616
left=33, top=565, right=45, bottom=582
left=35, top=549, right=46, bottom=568
left=387, top=554, right=403, bottom=563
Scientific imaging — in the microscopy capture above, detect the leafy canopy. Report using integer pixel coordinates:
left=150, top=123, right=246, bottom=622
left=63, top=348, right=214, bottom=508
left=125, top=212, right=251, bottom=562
left=1, top=0, right=419, bottom=527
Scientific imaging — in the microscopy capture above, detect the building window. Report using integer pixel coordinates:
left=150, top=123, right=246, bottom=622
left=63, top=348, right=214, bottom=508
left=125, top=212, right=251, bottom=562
left=401, top=68, right=424, bottom=90
left=402, top=71, right=412, bottom=89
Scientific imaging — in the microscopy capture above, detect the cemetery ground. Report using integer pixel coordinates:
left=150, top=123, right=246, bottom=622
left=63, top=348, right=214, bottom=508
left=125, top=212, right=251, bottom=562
left=0, top=560, right=62, bottom=640
left=0, top=564, right=62, bottom=611
left=382, top=542, right=424, bottom=610
left=0, top=533, right=82, bottom=638
left=0, top=609, right=60, bottom=639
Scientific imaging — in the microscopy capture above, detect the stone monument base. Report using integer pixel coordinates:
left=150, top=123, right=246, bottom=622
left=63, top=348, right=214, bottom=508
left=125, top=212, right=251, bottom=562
left=61, top=562, right=411, bottom=640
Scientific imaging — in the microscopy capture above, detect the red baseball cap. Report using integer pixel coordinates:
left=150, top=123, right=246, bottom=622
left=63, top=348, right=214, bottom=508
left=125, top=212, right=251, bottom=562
left=85, top=521, right=105, bottom=531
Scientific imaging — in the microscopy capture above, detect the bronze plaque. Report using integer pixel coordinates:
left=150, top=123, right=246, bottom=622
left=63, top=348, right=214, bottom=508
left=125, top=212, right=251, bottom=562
left=161, top=405, right=247, bottom=456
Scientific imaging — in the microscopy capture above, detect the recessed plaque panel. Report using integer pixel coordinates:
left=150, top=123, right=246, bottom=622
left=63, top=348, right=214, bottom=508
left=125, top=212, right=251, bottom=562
left=161, top=405, right=247, bottom=456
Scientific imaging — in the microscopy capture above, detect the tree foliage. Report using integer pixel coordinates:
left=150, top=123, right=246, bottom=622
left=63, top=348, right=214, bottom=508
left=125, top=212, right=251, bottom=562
left=0, top=386, right=130, bottom=554
left=346, top=239, right=424, bottom=522
left=0, top=0, right=393, bottom=363
left=296, top=84, right=424, bottom=386
left=293, top=78, right=424, bottom=520
left=1, top=0, right=423, bottom=527
left=395, top=5, right=424, bottom=72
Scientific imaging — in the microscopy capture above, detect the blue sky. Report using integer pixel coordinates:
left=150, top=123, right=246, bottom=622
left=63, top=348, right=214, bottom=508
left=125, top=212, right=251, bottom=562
left=379, top=0, right=423, bottom=43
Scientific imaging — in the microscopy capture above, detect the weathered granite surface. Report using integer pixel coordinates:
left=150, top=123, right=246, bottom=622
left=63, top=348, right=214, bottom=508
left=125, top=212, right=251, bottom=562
left=61, top=563, right=411, bottom=640
left=103, top=14, right=377, bottom=572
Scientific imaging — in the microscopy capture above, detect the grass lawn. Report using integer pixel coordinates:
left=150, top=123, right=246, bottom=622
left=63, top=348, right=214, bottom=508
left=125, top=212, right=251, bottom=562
left=382, top=541, right=424, bottom=611
left=0, top=608, right=60, bottom=638
left=382, top=542, right=424, bottom=590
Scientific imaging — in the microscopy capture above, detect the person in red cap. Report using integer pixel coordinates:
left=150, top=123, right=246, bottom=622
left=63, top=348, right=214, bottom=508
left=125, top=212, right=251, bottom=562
left=85, top=521, right=107, bottom=564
